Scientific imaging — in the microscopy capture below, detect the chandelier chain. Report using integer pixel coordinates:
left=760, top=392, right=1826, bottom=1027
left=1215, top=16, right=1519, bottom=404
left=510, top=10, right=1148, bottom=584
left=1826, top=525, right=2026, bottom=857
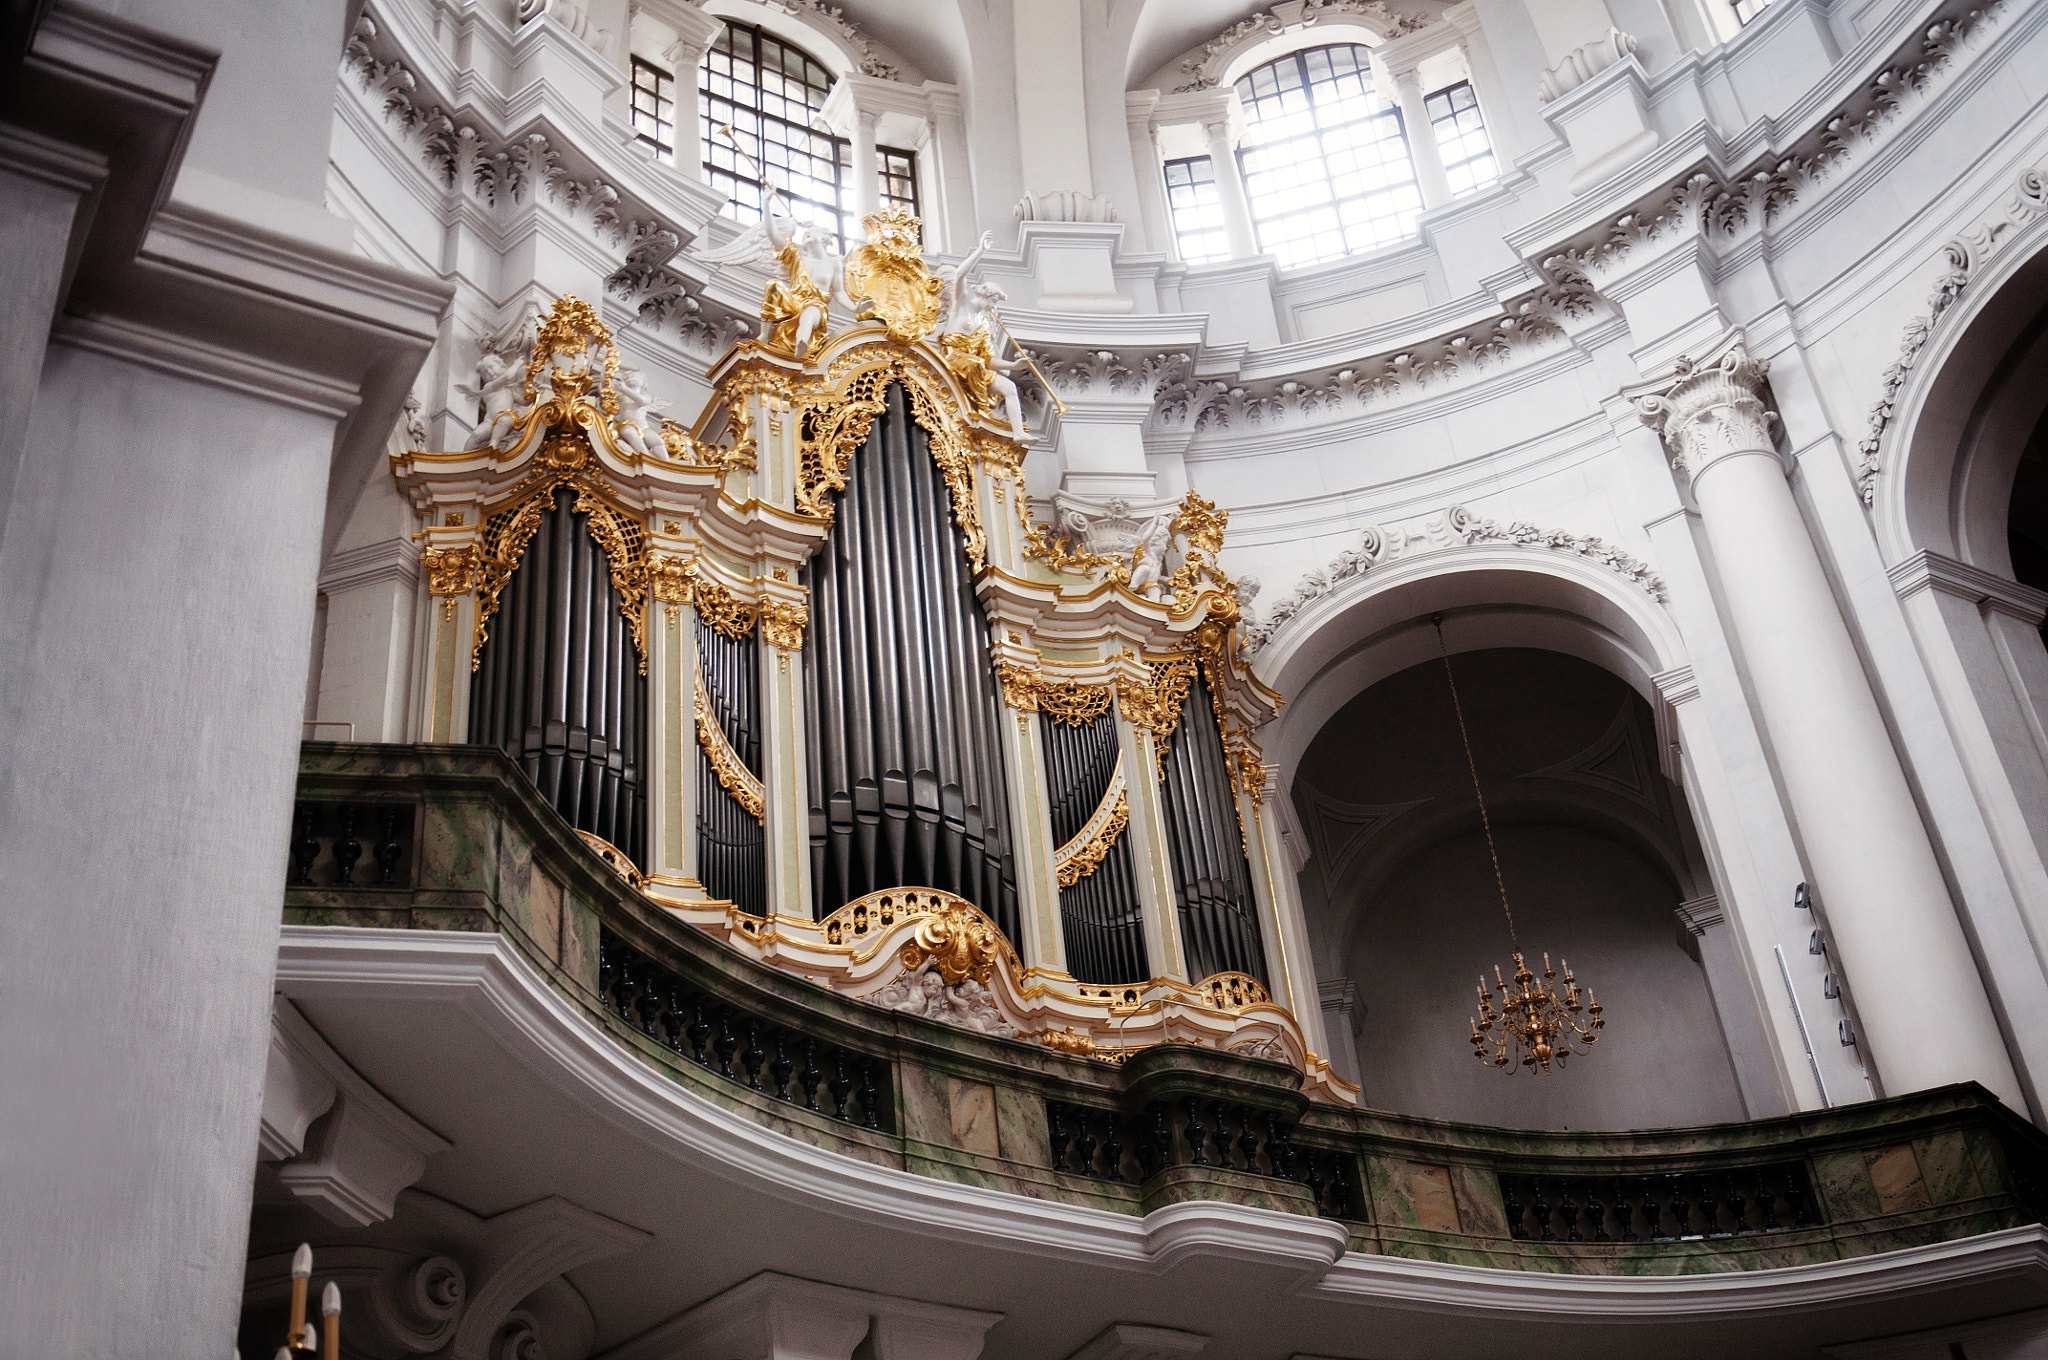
left=1434, top=616, right=1517, bottom=948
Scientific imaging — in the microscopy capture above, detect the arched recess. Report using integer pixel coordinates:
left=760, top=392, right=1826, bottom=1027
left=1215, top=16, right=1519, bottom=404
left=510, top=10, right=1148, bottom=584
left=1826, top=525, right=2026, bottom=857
left=1251, top=546, right=1792, bottom=1124
left=1879, top=219, right=2048, bottom=985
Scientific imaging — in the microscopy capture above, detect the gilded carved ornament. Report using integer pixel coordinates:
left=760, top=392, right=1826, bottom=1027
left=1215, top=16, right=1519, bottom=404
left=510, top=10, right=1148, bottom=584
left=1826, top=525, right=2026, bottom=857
left=424, top=545, right=478, bottom=596
left=758, top=599, right=808, bottom=651
left=900, top=897, right=1007, bottom=987
left=842, top=207, right=945, bottom=345
left=1054, top=787, right=1129, bottom=889
left=1115, top=655, right=1199, bottom=781
left=995, top=662, right=1113, bottom=726
left=695, top=668, right=766, bottom=822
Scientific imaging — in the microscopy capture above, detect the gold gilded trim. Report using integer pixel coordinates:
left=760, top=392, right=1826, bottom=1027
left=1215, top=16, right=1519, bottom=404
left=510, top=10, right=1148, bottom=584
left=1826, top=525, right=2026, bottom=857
left=842, top=208, right=944, bottom=344
left=996, top=662, right=1111, bottom=725
left=577, top=829, right=644, bottom=890
left=759, top=599, right=807, bottom=650
left=1054, top=777, right=1128, bottom=890
left=1115, top=655, right=1198, bottom=780
left=695, top=665, right=765, bottom=823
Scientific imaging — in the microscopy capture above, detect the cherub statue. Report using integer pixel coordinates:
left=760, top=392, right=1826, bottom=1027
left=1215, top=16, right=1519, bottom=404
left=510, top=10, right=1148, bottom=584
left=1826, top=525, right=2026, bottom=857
left=692, top=205, right=846, bottom=363
left=463, top=348, right=528, bottom=450
left=610, top=363, right=667, bottom=458
left=1126, top=513, right=1173, bottom=601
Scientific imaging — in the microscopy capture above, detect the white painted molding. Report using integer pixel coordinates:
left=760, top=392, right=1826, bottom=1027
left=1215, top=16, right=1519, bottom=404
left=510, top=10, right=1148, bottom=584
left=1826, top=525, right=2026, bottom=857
left=450, top=1197, right=652, bottom=1360
left=319, top=536, right=423, bottom=595
left=259, top=996, right=339, bottom=1160
left=277, top=927, right=2048, bottom=1326
left=268, top=995, right=454, bottom=1226
left=1675, top=893, right=1726, bottom=936
left=1888, top=549, right=2048, bottom=626
left=603, top=1270, right=1002, bottom=1360
left=1064, top=1323, right=1210, bottom=1360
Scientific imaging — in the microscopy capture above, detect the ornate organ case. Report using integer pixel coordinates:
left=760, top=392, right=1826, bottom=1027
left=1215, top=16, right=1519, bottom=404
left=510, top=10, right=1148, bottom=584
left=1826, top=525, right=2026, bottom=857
left=391, top=216, right=1349, bottom=1099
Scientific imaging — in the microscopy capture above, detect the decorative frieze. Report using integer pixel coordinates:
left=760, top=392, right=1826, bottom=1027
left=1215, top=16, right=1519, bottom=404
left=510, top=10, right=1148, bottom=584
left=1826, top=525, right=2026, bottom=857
left=1172, top=0, right=1428, bottom=93
left=1541, top=0, right=2008, bottom=281
left=1243, top=505, right=1666, bottom=655
left=1855, top=162, right=2048, bottom=504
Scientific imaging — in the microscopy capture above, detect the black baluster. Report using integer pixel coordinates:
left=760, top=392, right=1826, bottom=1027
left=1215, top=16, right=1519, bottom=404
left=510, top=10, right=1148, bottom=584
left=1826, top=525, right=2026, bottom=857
left=1049, top=1102, right=1070, bottom=1173
left=1182, top=1098, right=1208, bottom=1167
left=1267, top=1116, right=1296, bottom=1180
left=1105, top=1115, right=1125, bottom=1183
left=614, top=957, right=641, bottom=1024
left=1757, top=1170, right=1781, bottom=1231
left=797, top=1038, right=822, bottom=1110
left=1074, top=1109, right=1098, bottom=1178
left=333, top=804, right=362, bottom=886
left=858, top=1058, right=880, bottom=1130
left=1613, top=1177, right=1637, bottom=1242
left=1558, top=1178, right=1581, bottom=1241
left=1136, top=1109, right=1163, bottom=1179
left=1151, top=1103, right=1173, bottom=1174
left=1786, top=1167, right=1813, bottom=1227
left=828, top=1049, right=853, bottom=1121
left=1586, top=1180, right=1608, bottom=1241
left=1210, top=1102, right=1231, bottom=1168
left=288, top=804, right=321, bottom=885
left=1329, top=1151, right=1351, bottom=1219
left=1302, top=1150, right=1327, bottom=1215
left=713, top=1010, right=738, bottom=1078
left=1237, top=1107, right=1259, bottom=1174
left=740, top=1019, right=765, bottom=1090
left=769, top=1030, right=794, bottom=1101
left=687, top=995, right=711, bottom=1066
left=1699, top=1173, right=1722, bottom=1236
left=637, top=974, right=667, bottom=1038
left=1669, top=1174, right=1692, bottom=1236
left=1503, top=1175, right=1527, bottom=1240
left=1728, top=1171, right=1751, bottom=1235
left=1532, top=1176, right=1555, bottom=1241
left=660, top=984, right=688, bottom=1054
left=597, top=940, right=618, bottom=1013
left=1645, top=1177, right=1672, bottom=1241
left=374, top=806, right=403, bottom=886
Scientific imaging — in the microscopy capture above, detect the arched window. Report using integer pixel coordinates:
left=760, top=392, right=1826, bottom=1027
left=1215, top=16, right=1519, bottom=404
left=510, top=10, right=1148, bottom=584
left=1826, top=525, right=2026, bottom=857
left=683, top=20, right=921, bottom=251
left=1234, top=44, right=1421, bottom=269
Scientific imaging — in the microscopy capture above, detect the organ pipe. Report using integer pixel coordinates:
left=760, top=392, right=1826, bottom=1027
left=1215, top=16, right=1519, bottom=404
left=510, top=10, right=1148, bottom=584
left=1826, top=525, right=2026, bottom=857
left=470, top=485, right=647, bottom=866
left=696, top=616, right=765, bottom=915
left=801, top=382, right=1020, bottom=941
left=1043, top=714, right=1148, bottom=985
left=1159, top=671, right=1265, bottom=985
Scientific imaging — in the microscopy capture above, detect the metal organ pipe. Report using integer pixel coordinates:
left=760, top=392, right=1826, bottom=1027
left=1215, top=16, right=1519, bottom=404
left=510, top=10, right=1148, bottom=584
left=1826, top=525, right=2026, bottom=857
left=801, top=383, right=1019, bottom=942
left=696, top=616, right=764, bottom=915
left=1044, top=713, right=1148, bottom=986
left=469, top=485, right=648, bottom=867
left=1159, top=672, right=1265, bottom=985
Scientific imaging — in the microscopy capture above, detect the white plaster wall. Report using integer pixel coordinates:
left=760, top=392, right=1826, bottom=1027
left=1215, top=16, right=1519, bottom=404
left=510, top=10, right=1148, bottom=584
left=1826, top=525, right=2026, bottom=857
left=0, top=347, right=335, bottom=1356
left=1346, top=823, right=1744, bottom=1129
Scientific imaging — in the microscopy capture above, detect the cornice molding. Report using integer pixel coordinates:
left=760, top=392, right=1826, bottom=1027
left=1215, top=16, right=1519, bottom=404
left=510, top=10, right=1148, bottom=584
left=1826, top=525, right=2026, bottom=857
left=320, top=536, right=424, bottom=595
left=1888, top=549, right=2048, bottom=624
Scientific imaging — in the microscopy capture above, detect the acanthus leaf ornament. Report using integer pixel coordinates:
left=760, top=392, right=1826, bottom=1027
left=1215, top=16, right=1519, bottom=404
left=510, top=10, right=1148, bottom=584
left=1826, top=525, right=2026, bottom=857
left=1631, top=338, right=1777, bottom=480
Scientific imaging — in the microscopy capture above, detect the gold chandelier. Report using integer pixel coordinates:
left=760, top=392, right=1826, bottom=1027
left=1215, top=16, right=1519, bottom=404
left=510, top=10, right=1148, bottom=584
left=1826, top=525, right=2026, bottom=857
left=1429, top=616, right=1605, bottom=1073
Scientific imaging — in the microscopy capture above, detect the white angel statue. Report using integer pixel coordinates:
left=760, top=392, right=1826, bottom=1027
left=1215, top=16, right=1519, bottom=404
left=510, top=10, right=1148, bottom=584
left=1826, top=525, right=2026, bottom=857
left=1126, top=513, right=1173, bottom=601
left=935, top=229, right=996, bottom=333
left=463, top=348, right=528, bottom=450
left=692, top=204, right=848, bottom=363
left=611, top=363, right=667, bottom=458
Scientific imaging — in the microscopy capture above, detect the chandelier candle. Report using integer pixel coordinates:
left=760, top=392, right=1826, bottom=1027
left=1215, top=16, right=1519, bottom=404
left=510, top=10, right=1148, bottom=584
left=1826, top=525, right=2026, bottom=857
left=1432, top=616, right=1606, bottom=1073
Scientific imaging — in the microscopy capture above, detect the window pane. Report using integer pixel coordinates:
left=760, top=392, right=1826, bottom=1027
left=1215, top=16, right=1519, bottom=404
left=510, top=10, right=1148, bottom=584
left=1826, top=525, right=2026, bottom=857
left=697, top=22, right=850, bottom=250
left=1424, top=81, right=1498, bottom=197
left=630, top=57, right=676, bottom=161
left=1233, top=44, right=1423, bottom=267
left=1163, top=156, right=1229, bottom=264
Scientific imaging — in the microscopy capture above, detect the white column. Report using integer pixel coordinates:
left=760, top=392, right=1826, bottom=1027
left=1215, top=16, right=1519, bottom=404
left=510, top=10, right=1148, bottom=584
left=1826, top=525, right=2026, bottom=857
left=757, top=588, right=812, bottom=917
left=1633, top=337, right=2023, bottom=1109
left=1125, top=92, right=1174, bottom=259
left=851, top=109, right=881, bottom=220
left=1201, top=118, right=1258, bottom=260
left=1387, top=66, right=1453, bottom=209
left=662, top=3, right=727, bottom=181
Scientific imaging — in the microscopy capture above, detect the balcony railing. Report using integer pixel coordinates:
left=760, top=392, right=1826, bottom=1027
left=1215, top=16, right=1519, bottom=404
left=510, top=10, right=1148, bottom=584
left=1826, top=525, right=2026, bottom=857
left=286, top=742, right=2048, bottom=1272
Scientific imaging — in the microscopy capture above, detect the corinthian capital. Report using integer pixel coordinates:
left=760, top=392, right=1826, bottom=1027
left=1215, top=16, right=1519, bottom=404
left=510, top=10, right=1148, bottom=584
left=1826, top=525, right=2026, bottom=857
left=1627, top=332, right=1777, bottom=479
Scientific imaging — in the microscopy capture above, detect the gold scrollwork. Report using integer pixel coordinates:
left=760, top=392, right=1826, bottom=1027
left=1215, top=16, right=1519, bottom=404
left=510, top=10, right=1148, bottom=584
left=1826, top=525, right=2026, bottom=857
left=901, top=897, right=1005, bottom=986
left=1200, top=971, right=1271, bottom=1013
left=1115, top=655, right=1198, bottom=780
left=695, top=667, right=765, bottom=822
left=1055, top=790, right=1128, bottom=889
left=576, top=829, right=644, bottom=889
left=997, top=662, right=1112, bottom=727
left=842, top=208, right=944, bottom=345
left=648, top=553, right=691, bottom=604
left=424, top=545, right=478, bottom=596
left=691, top=572, right=756, bottom=639
left=470, top=458, right=649, bottom=673
left=759, top=599, right=808, bottom=651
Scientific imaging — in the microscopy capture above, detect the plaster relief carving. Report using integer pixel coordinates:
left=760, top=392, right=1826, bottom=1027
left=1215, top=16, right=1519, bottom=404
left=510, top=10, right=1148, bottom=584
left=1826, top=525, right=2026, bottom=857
left=1015, top=190, right=1121, bottom=223
left=869, top=958, right=1020, bottom=1037
left=1632, top=339, right=1776, bottom=479
left=1244, top=505, right=1666, bottom=655
left=1540, top=0, right=2007, bottom=278
left=1173, top=0, right=1429, bottom=93
left=1538, top=29, right=1638, bottom=103
left=516, top=0, right=610, bottom=55
left=1855, top=163, right=2047, bottom=504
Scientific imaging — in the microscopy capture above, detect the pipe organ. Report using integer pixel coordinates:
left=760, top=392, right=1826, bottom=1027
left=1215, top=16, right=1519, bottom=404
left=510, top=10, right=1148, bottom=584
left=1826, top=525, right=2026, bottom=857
left=391, top=213, right=1353, bottom=1101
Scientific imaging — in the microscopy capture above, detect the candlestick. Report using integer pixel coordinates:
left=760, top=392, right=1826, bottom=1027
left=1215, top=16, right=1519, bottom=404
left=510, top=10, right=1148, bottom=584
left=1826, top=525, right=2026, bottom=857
left=288, top=1244, right=312, bottom=1347
left=322, top=1282, right=341, bottom=1360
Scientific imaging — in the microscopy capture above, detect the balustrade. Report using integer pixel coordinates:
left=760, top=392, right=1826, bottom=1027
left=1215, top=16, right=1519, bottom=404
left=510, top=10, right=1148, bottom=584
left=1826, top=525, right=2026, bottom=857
left=283, top=743, right=2048, bottom=1275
